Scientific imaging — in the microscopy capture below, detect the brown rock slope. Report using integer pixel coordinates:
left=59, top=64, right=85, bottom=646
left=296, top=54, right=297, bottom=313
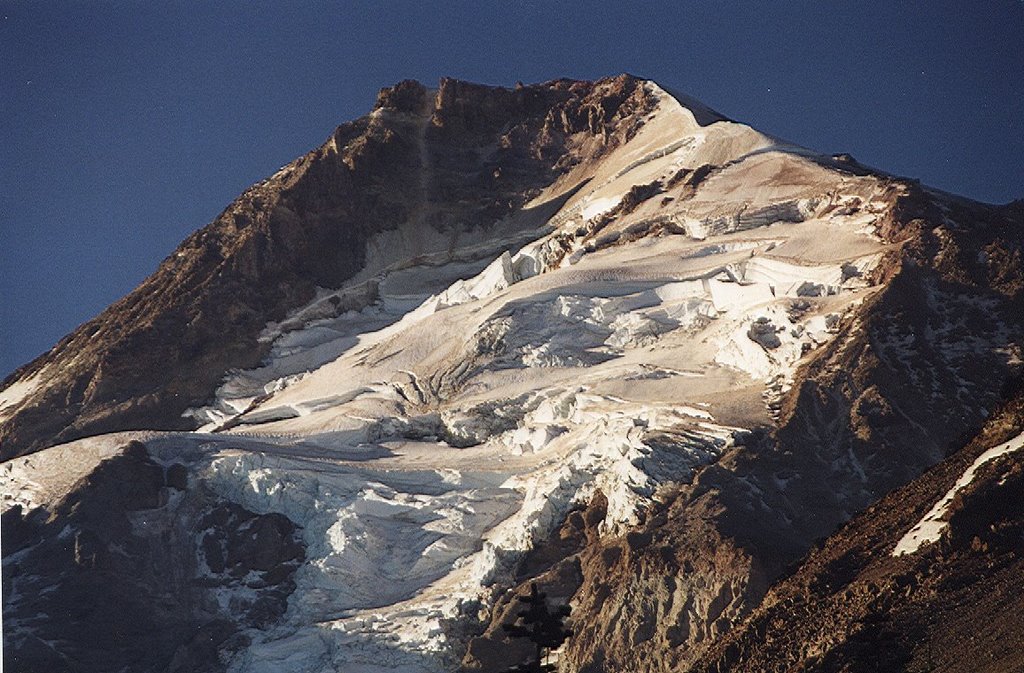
left=687, top=379, right=1024, bottom=673
left=0, top=75, right=657, bottom=459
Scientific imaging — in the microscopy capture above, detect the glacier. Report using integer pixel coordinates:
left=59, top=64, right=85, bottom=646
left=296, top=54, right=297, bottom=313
left=1, top=81, right=903, bottom=672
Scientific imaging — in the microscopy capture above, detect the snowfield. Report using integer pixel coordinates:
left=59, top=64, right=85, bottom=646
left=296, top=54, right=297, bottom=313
left=1, top=82, right=900, bottom=672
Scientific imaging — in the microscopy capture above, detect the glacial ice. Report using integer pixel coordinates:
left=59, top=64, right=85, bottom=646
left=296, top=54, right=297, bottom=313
left=1, top=79, right=900, bottom=672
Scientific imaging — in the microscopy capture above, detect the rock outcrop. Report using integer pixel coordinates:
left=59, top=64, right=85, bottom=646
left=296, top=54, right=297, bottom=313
left=0, top=75, right=657, bottom=459
left=2, top=441, right=305, bottom=673
left=688, top=383, right=1024, bottom=673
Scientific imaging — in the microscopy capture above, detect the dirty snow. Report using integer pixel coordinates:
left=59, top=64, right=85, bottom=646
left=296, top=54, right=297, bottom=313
left=0, top=368, right=48, bottom=426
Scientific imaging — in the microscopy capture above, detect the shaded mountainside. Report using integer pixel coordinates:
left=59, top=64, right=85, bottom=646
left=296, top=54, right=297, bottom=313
left=687, top=382, right=1024, bottom=673
left=2, top=441, right=305, bottom=673
left=3, top=75, right=1024, bottom=673
left=0, top=75, right=656, bottom=459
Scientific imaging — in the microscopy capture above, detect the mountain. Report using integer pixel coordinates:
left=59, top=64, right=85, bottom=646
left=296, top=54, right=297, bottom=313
left=2, top=75, right=1022, bottom=673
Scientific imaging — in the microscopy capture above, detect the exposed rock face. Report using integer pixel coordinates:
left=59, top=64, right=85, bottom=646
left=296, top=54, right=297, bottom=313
left=0, top=75, right=657, bottom=459
left=1, top=441, right=305, bottom=673
left=687, top=387, right=1024, bottom=673
left=2, top=75, right=1023, bottom=673
left=462, top=493, right=607, bottom=671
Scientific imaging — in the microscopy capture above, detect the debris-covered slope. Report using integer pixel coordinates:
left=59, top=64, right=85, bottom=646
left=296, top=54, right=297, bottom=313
left=2, top=76, right=1022, bottom=673
left=687, top=382, right=1024, bottom=673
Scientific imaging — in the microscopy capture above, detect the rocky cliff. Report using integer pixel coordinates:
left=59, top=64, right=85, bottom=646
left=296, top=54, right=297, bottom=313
left=0, top=75, right=656, bottom=459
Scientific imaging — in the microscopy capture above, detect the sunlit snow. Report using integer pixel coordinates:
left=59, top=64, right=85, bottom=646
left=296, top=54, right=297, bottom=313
left=1, top=81, right=903, bottom=672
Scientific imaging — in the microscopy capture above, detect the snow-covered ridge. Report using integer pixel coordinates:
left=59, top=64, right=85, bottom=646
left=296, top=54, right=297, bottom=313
left=893, top=430, right=1024, bottom=556
left=189, top=80, right=882, bottom=434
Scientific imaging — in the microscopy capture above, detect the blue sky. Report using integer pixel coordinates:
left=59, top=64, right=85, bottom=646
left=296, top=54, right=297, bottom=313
left=2, top=0, right=1023, bottom=377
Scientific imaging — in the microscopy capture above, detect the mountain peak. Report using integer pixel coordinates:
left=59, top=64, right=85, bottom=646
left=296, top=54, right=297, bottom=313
left=3, top=73, right=1023, bottom=673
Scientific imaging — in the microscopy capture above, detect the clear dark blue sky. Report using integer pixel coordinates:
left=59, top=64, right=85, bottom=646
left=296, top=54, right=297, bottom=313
left=2, top=1, right=1023, bottom=378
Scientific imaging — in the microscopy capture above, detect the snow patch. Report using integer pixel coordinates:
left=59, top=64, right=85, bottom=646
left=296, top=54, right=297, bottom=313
left=893, top=431, right=1024, bottom=556
left=0, top=368, right=49, bottom=425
